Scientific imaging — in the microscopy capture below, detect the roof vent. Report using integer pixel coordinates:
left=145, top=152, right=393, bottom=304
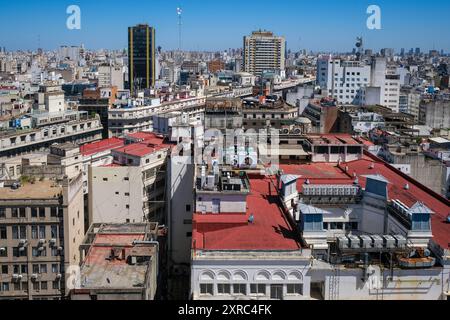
left=404, top=183, right=410, bottom=190
left=369, top=162, right=375, bottom=169
left=305, top=179, right=310, bottom=185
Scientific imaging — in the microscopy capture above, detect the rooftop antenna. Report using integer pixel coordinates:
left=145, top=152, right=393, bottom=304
left=177, top=6, right=183, bottom=52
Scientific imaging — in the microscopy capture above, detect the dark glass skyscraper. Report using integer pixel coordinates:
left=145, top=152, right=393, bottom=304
left=128, top=24, right=156, bottom=94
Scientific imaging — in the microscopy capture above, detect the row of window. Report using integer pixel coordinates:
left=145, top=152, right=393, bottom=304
left=1, top=263, right=60, bottom=274
left=0, top=207, right=61, bottom=220
left=0, top=247, right=62, bottom=258
left=0, top=280, right=61, bottom=292
left=199, top=283, right=303, bottom=297
left=0, top=224, right=59, bottom=240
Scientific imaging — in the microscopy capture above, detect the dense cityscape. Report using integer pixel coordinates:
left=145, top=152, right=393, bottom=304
left=0, top=2, right=450, bottom=304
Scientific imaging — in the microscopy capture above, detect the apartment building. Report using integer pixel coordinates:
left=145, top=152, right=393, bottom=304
left=243, top=30, right=286, bottom=76
left=97, top=65, right=124, bottom=90
left=88, top=132, right=172, bottom=225
left=0, top=111, right=103, bottom=159
left=191, top=134, right=450, bottom=300
left=317, top=56, right=401, bottom=112
left=191, top=167, right=310, bottom=300
left=0, top=174, right=85, bottom=300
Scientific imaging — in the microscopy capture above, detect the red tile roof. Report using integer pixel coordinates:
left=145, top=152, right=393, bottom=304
left=80, top=137, right=125, bottom=156
left=281, top=152, right=450, bottom=249
left=192, top=176, right=302, bottom=251
left=112, top=132, right=174, bottom=158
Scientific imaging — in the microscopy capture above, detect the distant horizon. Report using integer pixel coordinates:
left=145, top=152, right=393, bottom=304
left=1, top=0, right=449, bottom=52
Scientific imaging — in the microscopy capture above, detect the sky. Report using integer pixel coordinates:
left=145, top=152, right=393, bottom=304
left=1, top=0, right=449, bottom=53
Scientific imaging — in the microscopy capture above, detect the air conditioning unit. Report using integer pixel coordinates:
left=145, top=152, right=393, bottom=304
left=348, top=235, right=360, bottom=249
left=393, top=235, right=407, bottom=248
left=19, top=239, right=27, bottom=246
left=291, top=127, right=302, bottom=135
left=31, top=274, right=38, bottom=280
left=337, top=236, right=350, bottom=249
left=49, top=239, right=57, bottom=246
left=360, top=235, right=372, bottom=249
left=19, top=246, right=26, bottom=252
left=0, top=247, right=5, bottom=252
left=383, top=235, right=396, bottom=249
left=371, top=235, right=384, bottom=249
left=12, top=274, right=20, bottom=281
left=38, top=239, right=46, bottom=245
left=56, top=273, right=62, bottom=279
left=38, top=247, right=45, bottom=252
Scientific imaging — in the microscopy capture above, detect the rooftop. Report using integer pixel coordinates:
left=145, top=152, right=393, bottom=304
left=0, top=180, right=63, bottom=200
left=193, top=175, right=302, bottom=251
left=281, top=151, right=450, bottom=249
left=80, top=137, right=125, bottom=156
left=78, top=223, right=158, bottom=290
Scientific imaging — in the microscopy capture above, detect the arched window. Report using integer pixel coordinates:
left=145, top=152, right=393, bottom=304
left=288, top=271, right=303, bottom=282
left=272, top=270, right=287, bottom=281
left=255, top=270, right=271, bottom=281
left=199, top=270, right=215, bottom=281
left=217, top=270, right=231, bottom=281
left=232, top=270, right=248, bottom=281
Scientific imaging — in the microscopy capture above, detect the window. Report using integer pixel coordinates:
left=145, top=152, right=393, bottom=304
left=52, top=264, right=59, bottom=273
left=186, top=205, right=191, bottom=212
left=412, top=214, right=431, bottom=231
left=0, top=208, right=6, bottom=219
left=200, top=284, right=213, bottom=296
left=304, top=214, right=323, bottom=231
left=19, top=226, right=26, bottom=239
left=1, top=265, right=7, bottom=274
left=39, top=226, right=46, bottom=239
left=19, top=208, right=26, bottom=218
left=21, top=265, right=27, bottom=274
left=32, top=264, right=40, bottom=274
left=0, top=248, right=7, bottom=257
left=2, top=282, right=9, bottom=292
left=13, top=282, right=21, bottom=291
left=217, top=284, right=231, bottom=295
left=287, top=284, right=303, bottom=295
left=41, top=281, right=48, bottom=290
left=52, top=280, right=60, bottom=290
left=0, top=226, right=6, bottom=239
left=31, top=226, right=38, bottom=239
left=50, top=207, right=57, bottom=217
left=233, top=284, right=246, bottom=295
left=11, top=208, right=19, bottom=218
left=39, top=208, right=45, bottom=218
left=250, top=284, right=266, bottom=295
left=33, top=282, right=40, bottom=291
left=51, top=226, right=57, bottom=239
left=31, top=208, right=37, bottom=218
left=40, top=264, right=47, bottom=274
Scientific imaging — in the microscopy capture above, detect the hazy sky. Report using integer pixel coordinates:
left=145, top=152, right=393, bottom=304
left=1, top=0, right=449, bottom=52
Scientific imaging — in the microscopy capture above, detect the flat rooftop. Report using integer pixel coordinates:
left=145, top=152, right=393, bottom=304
left=193, top=175, right=302, bottom=251
left=0, top=180, right=63, bottom=200
left=79, top=225, right=157, bottom=290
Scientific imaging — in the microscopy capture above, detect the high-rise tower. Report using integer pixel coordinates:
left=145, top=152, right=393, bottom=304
left=128, top=24, right=156, bottom=94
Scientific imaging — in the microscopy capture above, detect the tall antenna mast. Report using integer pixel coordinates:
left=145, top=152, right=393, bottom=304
left=177, top=7, right=183, bottom=51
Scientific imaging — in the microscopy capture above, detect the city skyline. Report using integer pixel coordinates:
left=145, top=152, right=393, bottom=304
left=1, top=0, right=450, bottom=53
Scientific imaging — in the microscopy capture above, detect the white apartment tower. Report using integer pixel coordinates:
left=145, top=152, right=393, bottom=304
left=243, top=30, right=286, bottom=76
left=317, top=56, right=400, bottom=112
